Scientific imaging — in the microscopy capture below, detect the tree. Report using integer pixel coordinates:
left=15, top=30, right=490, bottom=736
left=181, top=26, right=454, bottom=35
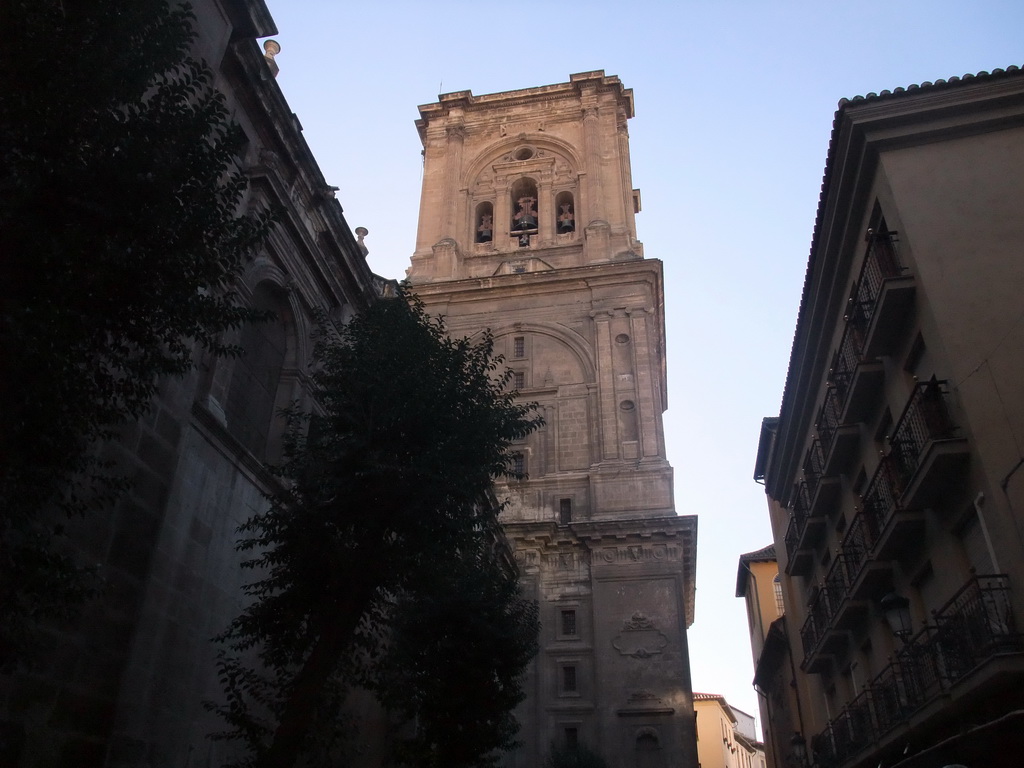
left=0, top=1, right=272, bottom=664
left=372, top=527, right=540, bottom=768
left=210, top=294, right=542, bottom=768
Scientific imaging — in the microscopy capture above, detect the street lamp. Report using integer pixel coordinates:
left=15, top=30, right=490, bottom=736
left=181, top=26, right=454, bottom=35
left=790, top=731, right=808, bottom=766
left=880, top=591, right=913, bottom=642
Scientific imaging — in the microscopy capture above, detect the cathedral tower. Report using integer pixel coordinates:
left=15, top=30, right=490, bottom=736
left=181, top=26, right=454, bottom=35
left=407, top=71, right=698, bottom=768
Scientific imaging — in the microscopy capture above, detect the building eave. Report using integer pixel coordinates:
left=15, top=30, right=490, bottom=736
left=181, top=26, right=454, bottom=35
left=735, top=543, right=776, bottom=597
left=765, top=65, right=1024, bottom=501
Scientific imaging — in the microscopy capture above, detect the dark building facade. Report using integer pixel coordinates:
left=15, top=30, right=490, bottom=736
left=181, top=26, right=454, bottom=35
left=0, top=2, right=383, bottom=765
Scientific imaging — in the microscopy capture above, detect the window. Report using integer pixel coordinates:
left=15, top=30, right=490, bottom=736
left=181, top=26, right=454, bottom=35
left=905, top=332, right=926, bottom=374
left=513, top=371, right=525, bottom=390
left=636, top=732, right=659, bottom=751
left=555, top=190, right=575, bottom=233
left=773, top=574, right=784, bottom=617
left=511, top=178, right=539, bottom=234
left=226, top=282, right=290, bottom=458
left=564, top=728, right=579, bottom=750
left=475, top=201, right=494, bottom=243
left=513, top=336, right=525, bottom=358
left=511, top=177, right=538, bottom=247
left=512, top=452, right=525, bottom=475
left=559, top=498, right=572, bottom=524
left=562, top=665, right=577, bottom=693
left=561, top=609, right=577, bottom=636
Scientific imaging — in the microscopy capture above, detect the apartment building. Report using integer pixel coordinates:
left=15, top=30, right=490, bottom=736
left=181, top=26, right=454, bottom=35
left=694, top=693, right=766, bottom=768
left=754, top=66, right=1024, bottom=768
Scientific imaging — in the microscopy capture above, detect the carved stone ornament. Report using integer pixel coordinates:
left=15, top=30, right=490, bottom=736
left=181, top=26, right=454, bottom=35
left=623, top=611, right=656, bottom=630
left=612, top=612, right=669, bottom=659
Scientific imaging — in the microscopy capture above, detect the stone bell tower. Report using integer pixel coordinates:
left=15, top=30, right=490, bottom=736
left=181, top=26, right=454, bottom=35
left=407, top=71, right=698, bottom=768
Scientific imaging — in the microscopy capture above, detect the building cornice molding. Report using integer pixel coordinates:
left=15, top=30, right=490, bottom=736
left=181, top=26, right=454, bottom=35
left=416, top=71, right=634, bottom=144
left=766, top=67, right=1024, bottom=499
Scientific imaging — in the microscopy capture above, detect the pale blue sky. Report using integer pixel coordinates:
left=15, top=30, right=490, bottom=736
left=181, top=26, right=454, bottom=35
left=263, top=0, right=1023, bottom=729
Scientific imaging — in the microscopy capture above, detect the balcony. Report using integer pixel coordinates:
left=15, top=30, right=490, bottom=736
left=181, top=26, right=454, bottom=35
left=889, top=378, right=969, bottom=509
left=816, top=387, right=859, bottom=475
left=800, top=456, right=932, bottom=671
left=800, top=584, right=846, bottom=673
left=860, top=454, right=927, bottom=561
left=851, top=229, right=916, bottom=358
left=803, top=438, right=826, bottom=498
left=830, top=321, right=884, bottom=425
left=784, top=513, right=812, bottom=576
left=784, top=481, right=827, bottom=577
left=801, top=554, right=875, bottom=671
left=810, top=574, right=1024, bottom=768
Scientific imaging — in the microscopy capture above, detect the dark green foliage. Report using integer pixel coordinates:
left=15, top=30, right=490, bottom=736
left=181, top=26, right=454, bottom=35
left=0, top=0, right=272, bottom=664
left=210, top=294, right=542, bottom=768
left=375, top=535, right=540, bottom=767
left=545, top=743, right=611, bottom=768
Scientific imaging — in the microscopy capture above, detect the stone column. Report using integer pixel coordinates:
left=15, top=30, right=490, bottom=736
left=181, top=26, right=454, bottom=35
left=581, top=101, right=603, bottom=223
left=494, top=175, right=511, bottom=248
left=443, top=121, right=466, bottom=241
left=593, top=311, right=619, bottom=460
left=617, top=105, right=636, bottom=239
left=538, top=176, right=554, bottom=244
left=629, top=309, right=661, bottom=458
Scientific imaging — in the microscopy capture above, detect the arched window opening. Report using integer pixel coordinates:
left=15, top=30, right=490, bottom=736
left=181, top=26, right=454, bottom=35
left=226, top=282, right=291, bottom=458
left=556, top=191, right=576, bottom=233
left=475, top=201, right=494, bottom=243
left=636, top=732, right=659, bottom=751
left=636, top=729, right=663, bottom=768
left=511, top=177, right=538, bottom=246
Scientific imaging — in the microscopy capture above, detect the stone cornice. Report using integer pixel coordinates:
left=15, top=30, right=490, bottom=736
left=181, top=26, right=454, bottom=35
left=416, top=71, right=634, bottom=144
left=505, top=514, right=697, bottom=628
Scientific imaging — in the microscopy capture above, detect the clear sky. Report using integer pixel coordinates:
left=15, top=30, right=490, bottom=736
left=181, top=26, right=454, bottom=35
left=262, top=0, right=1023, bottom=732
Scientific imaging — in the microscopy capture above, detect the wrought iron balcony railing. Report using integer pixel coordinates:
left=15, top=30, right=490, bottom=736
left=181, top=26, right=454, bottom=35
left=841, top=508, right=877, bottom=572
left=889, top=377, right=959, bottom=489
left=860, top=453, right=901, bottom=534
left=829, top=321, right=869, bottom=406
left=803, top=438, right=826, bottom=498
left=816, top=386, right=844, bottom=454
left=853, top=229, right=903, bottom=330
left=811, top=574, right=1023, bottom=768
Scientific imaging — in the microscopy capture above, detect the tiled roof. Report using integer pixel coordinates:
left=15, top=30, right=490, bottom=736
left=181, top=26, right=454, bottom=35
left=770, top=65, right=1024, bottom=495
left=736, top=543, right=777, bottom=597
left=693, top=692, right=726, bottom=701
left=739, top=543, right=776, bottom=562
left=838, top=65, right=1021, bottom=107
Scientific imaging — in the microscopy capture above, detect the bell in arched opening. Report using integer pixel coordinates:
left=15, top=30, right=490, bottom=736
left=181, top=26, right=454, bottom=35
left=475, top=201, right=494, bottom=243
